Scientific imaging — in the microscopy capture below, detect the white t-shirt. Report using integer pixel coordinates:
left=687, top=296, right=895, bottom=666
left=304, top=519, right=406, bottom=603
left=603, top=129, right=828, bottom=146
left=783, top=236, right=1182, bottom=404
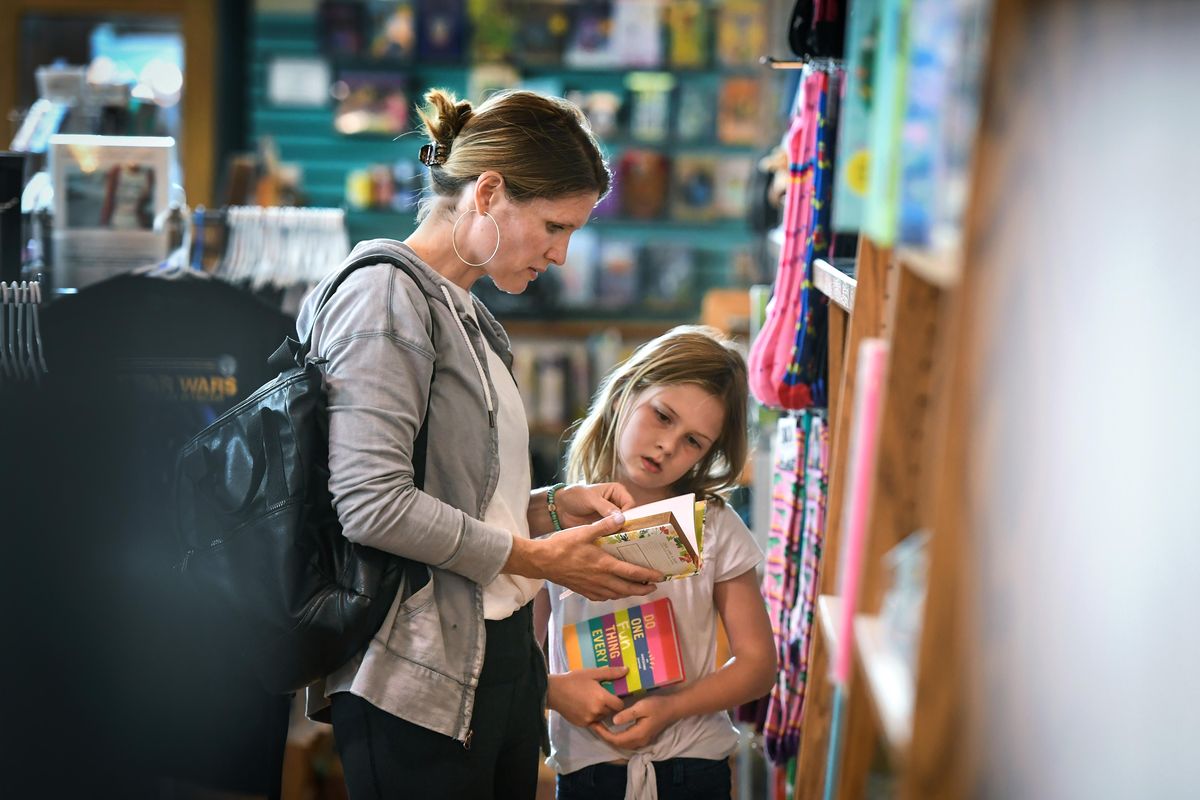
left=546, top=503, right=763, bottom=790
left=448, top=283, right=541, bottom=620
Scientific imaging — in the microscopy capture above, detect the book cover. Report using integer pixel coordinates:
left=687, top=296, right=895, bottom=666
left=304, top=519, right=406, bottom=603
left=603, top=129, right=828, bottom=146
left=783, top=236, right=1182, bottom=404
left=555, top=227, right=598, bottom=307
left=595, top=239, right=639, bottom=309
left=565, top=1, right=620, bottom=69
left=562, top=598, right=686, bottom=696
left=715, top=155, right=755, bottom=220
left=717, top=77, right=763, bottom=146
left=597, top=511, right=700, bottom=578
left=416, top=0, right=467, bottom=62
left=863, top=0, right=913, bottom=247
left=368, top=0, right=416, bottom=61
left=639, top=244, right=696, bottom=311
left=318, top=0, right=368, bottom=57
left=613, top=0, right=664, bottom=68
left=833, top=0, right=882, bottom=235
left=332, top=70, right=411, bottom=136
left=595, top=493, right=705, bottom=580
left=467, top=0, right=514, bottom=63
left=675, top=82, right=717, bottom=143
left=671, top=154, right=720, bottom=222
left=616, top=149, right=669, bottom=220
left=667, top=0, right=710, bottom=69
left=511, top=1, right=573, bottom=66
left=716, top=0, right=767, bottom=68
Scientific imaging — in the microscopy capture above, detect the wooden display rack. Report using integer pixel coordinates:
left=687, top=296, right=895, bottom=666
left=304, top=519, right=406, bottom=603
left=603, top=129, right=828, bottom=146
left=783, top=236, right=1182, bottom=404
left=787, top=0, right=1040, bottom=795
left=795, top=238, right=957, bottom=799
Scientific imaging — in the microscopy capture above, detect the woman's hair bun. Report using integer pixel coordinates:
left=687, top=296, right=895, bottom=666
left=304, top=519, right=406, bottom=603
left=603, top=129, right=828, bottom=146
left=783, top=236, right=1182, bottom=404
left=420, top=89, right=474, bottom=148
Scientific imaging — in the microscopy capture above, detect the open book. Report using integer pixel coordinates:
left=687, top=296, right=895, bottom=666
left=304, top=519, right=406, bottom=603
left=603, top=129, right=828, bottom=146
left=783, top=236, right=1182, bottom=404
left=596, top=493, right=707, bottom=580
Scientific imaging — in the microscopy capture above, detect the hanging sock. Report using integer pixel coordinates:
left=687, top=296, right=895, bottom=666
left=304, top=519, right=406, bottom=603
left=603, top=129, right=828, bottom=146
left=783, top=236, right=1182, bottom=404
left=749, top=70, right=823, bottom=408
left=780, top=414, right=831, bottom=755
left=778, top=69, right=838, bottom=410
left=762, top=412, right=812, bottom=763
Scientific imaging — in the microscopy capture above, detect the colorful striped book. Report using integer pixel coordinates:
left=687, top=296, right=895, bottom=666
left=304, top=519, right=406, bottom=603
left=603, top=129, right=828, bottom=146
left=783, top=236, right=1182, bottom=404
left=561, top=597, right=686, bottom=696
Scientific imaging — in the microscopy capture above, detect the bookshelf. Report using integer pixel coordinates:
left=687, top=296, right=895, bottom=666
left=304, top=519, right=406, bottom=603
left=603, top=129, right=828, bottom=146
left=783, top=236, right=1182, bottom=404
left=245, top=7, right=777, bottom=322
left=786, top=0, right=1117, bottom=796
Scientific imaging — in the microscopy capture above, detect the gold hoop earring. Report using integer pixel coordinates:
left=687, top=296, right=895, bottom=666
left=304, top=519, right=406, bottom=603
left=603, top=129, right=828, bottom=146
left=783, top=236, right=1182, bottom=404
left=451, top=207, right=501, bottom=267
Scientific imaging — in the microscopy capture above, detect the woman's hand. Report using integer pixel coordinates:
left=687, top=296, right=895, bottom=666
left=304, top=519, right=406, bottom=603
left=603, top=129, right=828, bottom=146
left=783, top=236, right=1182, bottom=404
left=554, top=482, right=636, bottom=529
left=589, top=693, right=682, bottom=751
left=506, top=512, right=663, bottom=600
left=548, top=667, right=627, bottom=727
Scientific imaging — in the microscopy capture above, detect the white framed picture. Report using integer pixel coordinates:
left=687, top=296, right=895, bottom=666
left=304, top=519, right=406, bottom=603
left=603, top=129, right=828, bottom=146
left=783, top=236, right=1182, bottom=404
left=267, top=56, right=331, bottom=107
left=49, top=134, right=174, bottom=290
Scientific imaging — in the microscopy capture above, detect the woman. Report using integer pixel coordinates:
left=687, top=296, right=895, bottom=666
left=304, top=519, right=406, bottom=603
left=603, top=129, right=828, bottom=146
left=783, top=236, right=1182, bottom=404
left=298, top=89, right=661, bottom=800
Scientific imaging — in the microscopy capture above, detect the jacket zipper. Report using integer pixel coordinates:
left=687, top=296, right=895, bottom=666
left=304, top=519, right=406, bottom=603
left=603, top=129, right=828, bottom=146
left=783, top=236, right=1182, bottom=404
left=439, top=284, right=495, bottom=428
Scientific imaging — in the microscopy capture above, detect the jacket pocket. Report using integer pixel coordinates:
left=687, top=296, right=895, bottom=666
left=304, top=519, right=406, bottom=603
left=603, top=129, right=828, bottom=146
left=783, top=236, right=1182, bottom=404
left=398, top=567, right=435, bottom=616
left=384, top=569, right=451, bottom=670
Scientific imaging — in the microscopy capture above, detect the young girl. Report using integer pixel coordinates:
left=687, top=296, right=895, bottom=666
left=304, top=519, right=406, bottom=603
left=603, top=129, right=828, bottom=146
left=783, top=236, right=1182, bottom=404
left=544, top=326, right=777, bottom=800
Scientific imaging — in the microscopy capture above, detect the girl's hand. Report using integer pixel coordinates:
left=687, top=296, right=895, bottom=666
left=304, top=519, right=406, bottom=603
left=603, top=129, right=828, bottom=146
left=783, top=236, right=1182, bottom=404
left=589, top=693, right=681, bottom=751
left=554, top=482, right=636, bottom=528
left=548, top=667, right=628, bottom=727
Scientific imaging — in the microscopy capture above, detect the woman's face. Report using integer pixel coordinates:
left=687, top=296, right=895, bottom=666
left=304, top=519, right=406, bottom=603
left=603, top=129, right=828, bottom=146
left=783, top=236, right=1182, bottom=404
left=475, top=191, right=598, bottom=294
left=614, top=383, right=726, bottom=503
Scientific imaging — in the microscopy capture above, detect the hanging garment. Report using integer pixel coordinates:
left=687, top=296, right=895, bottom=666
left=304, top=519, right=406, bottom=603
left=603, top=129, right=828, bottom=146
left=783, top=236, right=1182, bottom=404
left=748, top=70, right=822, bottom=407
left=8, top=274, right=296, bottom=795
left=779, top=70, right=839, bottom=410
left=779, top=413, right=831, bottom=757
left=760, top=413, right=810, bottom=762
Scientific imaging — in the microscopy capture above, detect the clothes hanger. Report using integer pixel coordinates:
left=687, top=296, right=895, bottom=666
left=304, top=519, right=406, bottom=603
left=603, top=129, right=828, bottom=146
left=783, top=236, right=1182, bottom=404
left=30, top=281, right=47, bottom=375
left=0, top=283, right=10, bottom=380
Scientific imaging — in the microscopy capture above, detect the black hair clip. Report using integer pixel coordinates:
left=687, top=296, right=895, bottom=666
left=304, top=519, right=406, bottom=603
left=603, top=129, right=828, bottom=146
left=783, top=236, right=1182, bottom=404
left=419, top=143, right=450, bottom=167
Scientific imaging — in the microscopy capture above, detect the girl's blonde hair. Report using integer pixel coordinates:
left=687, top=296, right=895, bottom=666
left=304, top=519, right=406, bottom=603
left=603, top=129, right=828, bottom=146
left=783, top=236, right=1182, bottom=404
left=415, top=88, right=611, bottom=221
left=565, top=325, right=749, bottom=505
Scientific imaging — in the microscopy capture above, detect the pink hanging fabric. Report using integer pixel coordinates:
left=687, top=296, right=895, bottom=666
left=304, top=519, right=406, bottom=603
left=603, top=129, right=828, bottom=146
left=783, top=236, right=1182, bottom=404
left=748, top=71, right=822, bottom=407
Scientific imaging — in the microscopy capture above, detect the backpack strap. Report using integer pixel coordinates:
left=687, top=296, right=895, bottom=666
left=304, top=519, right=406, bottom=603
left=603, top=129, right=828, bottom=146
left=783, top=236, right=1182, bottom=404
left=268, top=248, right=433, bottom=372
left=272, top=246, right=436, bottom=487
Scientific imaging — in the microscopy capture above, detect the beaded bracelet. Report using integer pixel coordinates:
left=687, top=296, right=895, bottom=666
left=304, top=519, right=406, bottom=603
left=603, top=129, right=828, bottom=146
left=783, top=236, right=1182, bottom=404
left=546, top=482, right=567, bottom=531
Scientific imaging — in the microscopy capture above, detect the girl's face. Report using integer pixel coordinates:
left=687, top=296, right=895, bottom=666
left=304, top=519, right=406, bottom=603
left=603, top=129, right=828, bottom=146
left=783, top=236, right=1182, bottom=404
left=479, top=191, right=598, bottom=294
left=614, top=383, right=726, bottom=504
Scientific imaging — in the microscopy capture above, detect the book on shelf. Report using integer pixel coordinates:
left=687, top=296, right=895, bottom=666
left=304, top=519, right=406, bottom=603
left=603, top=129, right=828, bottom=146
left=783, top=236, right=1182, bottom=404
left=565, top=88, right=623, bottom=140
left=467, top=0, right=515, bottom=63
left=565, top=0, right=620, bottom=69
left=715, top=155, right=754, bottom=219
left=716, top=0, right=767, bottom=68
left=595, top=239, right=639, bottom=308
left=561, top=597, right=686, bottom=696
left=640, top=243, right=696, bottom=311
left=332, top=70, right=411, bottom=136
left=595, top=493, right=706, bottom=580
left=416, top=0, right=467, bottom=62
left=667, top=0, right=710, bottom=69
left=671, top=154, right=720, bottom=222
left=511, top=1, right=574, bottom=66
left=615, top=150, right=669, bottom=220
left=717, top=77, right=763, bottom=146
left=368, top=0, right=416, bottom=61
left=612, top=0, right=664, bottom=68
left=318, top=0, right=369, bottom=57
left=675, top=82, right=717, bottom=143
left=832, top=0, right=881, bottom=235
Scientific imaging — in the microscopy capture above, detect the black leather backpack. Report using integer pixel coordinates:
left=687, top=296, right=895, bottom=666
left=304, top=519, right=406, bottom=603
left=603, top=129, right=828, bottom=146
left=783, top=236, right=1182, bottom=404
left=175, top=250, right=429, bottom=694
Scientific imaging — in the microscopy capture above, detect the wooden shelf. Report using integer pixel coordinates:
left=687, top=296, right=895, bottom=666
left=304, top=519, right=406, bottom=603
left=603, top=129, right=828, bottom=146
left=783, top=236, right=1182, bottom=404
left=853, top=615, right=914, bottom=764
left=818, top=594, right=843, bottom=656
left=894, top=246, right=961, bottom=289
left=814, top=258, right=857, bottom=312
